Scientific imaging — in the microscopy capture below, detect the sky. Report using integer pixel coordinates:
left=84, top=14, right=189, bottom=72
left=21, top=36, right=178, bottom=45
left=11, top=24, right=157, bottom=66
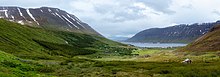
left=1, top=0, right=220, bottom=40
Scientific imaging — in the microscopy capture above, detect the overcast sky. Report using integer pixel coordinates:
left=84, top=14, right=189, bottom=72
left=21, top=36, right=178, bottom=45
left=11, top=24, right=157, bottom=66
left=1, top=0, right=220, bottom=40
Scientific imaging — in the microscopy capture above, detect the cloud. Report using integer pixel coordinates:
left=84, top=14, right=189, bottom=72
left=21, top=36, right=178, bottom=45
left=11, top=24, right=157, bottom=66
left=168, top=0, right=220, bottom=24
left=67, top=0, right=171, bottom=39
left=136, top=0, right=175, bottom=14
left=1, top=0, right=220, bottom=40
left=213, top=10, right=220, bottom=15
left=1, top=0, right=61, bottom=7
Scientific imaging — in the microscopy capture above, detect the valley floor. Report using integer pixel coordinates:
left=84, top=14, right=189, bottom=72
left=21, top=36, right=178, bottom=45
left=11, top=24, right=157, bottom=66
left=1, top=48, right=219, bottom=77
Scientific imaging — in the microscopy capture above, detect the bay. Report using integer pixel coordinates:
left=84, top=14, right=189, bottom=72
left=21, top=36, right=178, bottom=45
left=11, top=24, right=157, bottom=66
left=121, top=42, right=187, bottom=48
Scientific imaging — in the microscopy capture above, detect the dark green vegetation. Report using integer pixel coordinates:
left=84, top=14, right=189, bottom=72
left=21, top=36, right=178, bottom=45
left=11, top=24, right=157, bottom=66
left=0, top=19, right=133, bottom=60
left=1, top=49, right=220, bottom=77
left=179, top=24, right=220, bottom=52
left=0, top=19, right=134, bottom=76
left=127, top=21, right=220, bottom=43
left=0, top=19, right=220, bottom=77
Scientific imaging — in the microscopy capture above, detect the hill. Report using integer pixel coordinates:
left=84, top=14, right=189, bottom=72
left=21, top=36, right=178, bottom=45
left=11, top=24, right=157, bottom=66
left=0, top=6, right=100, bottom=35
left=126, top=21, right=220, bottom=43
left=0, top=19, right=134, bottom=60
left=178, top=24, right=220, bottom=52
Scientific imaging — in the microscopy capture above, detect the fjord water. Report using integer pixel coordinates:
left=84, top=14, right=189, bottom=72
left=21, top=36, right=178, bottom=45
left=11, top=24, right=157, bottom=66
left=121, top=42, right=187, bottom=48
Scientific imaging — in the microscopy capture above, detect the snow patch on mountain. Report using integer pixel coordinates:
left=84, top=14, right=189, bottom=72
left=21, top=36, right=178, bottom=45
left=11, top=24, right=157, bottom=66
left=18, top=20, right=24, bottom=25
left=56, top=9, right=59, bottom=12
left=0, top=10, right=8, bottom=18
left=26, top=9, right=39, bottom=25
left=62, top=15, right=79, bottom=29
left=17, top=8, right=23, bottom=16
left=77, top=21, right=86, bottom=29
left=11, top=15, right=15, bottom=20
left=55, top=12, right=64, bottom=20
left=48, top=9, right=52, bottom=12
left=51, top=13, right=56, bottom=16
left=75, top=17, right=82, bottom=22
left=67, top=14, right=75, bottom=21
left=40, top=9, right=43, bottom=12
left=4, top=10, right=8, bottom=18
left=0, top=6, right=101, bottom=36
left=66, top=14, right=85, bottom=29
left=17, top=8, right=26, bottom=20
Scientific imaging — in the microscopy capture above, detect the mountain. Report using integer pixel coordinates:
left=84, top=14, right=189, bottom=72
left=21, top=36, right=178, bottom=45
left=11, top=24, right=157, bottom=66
left=126, top=21, right=220, bottom=43
left=0, top=6, right=129, bottom=59
left=0, top=19, right=133, bottom=59
left=0, top=6, right=100, bottom=35
left=178, top=24, right=220, bottom=52
left=0, top=19, right=136, bottom=76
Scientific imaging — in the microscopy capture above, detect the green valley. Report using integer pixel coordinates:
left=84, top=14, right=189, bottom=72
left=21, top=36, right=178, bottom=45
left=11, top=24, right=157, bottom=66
left=0, top=19, right=220, bottom=77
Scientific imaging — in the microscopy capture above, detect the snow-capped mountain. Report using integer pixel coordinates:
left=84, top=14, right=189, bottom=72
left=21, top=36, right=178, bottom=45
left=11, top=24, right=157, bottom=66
left=0, top=6, right=100, bottom=35
left=126, top=21, right=220, bottom=43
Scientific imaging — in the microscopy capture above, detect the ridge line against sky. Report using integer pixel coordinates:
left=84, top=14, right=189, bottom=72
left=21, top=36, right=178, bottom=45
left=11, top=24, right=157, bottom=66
left=1, top=0, right=220, bottom=40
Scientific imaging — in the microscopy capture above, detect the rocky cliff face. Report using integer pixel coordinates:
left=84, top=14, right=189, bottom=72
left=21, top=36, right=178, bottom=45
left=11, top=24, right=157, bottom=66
left=0, top=6, right=100, bottom=35
left=127, top=21, right=220, bottom=43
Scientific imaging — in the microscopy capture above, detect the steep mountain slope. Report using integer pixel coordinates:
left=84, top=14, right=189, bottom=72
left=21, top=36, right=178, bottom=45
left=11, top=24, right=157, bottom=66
left=0, top=19, right=133, bottom=59
left=0, top=6, right=100, bottom=35
left=127, top=21, right=220, bottom=43
left=178, top=24, right=220, bottom=52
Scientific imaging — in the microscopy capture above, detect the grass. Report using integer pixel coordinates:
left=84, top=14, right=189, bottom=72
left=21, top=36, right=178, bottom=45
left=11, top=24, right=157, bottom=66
left=1, top=46, right=220, bottom=77
left=0, top=19, right=134, bottom=60
left=2, top=53, right=216, bottom=77
left=0, top=19, right=220, bottom=77
left=34, top=56, right=220, bottom=77
left=132, top=48, right=174, bottom=56
left=0, top=50, right=53, bottom=77
left=130, top=48, right=220, bottom=62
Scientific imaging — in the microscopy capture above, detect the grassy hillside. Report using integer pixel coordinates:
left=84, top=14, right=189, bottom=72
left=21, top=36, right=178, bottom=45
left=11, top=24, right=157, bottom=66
left=178, top=24, right=220, bottom=52
left=0, top=50, right=54, bottom=77
left=0, top=19, right=134, bottom=60
left=0, top=19, right=220, bottom=77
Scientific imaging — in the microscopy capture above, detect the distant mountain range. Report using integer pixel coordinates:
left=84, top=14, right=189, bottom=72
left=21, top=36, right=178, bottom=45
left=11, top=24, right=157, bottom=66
left=178, top=24, right=220, bottom=52
left=0, top=6, right=100, bottom=35
left=126, top=21, right=220, bottom=43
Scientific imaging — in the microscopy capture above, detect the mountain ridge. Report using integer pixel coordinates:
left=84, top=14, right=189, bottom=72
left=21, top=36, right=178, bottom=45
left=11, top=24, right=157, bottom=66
left=0, top=6, right=101, bottom=35
left=178, top=24, right=220, bottom=52
left=126, top=21, right=220, bottom=43
left=0, top=19, right=132, bottom=59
